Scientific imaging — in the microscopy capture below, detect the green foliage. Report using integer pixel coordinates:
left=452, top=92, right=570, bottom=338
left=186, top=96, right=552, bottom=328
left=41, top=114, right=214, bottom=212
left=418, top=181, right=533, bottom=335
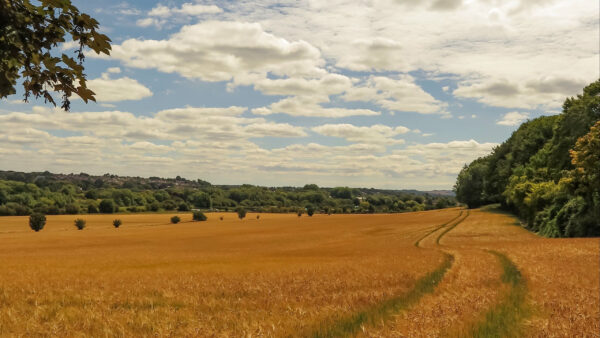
left=99, top=199, right=115, bottom=213
left=112, top=219, right=122, bottom=228
left=236, top=207, right=246, bottom=220
left=455, top=79, right=600, bottom=237
left=0, top=0, right=111, bottom=110
left=170, top=215, right=180, bottom=224
left=192, top=211, right=207, bottom=221
left=74, top=218, right=85, bottom=230
left=306, top=205, right=315, bottom=216
left=29, top=212, right=45, bottom=231
left=0, top=171, right=453, bottom=219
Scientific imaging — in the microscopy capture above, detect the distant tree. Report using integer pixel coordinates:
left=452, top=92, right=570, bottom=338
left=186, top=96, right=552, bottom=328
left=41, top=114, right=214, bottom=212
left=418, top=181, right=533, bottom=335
left=256, top=214, right=260, bottom=220
left=454, top=161, right=488, bottom=208
left=170, top=215, right=181, bottom=224
left=178, top=203, right=190, bottom=212
left=112, top=219, right=122, bottom=228
left=148, top=202, right=160, bottom=212
left=87, top=204, right=98, bottom=214
left=306, top=205, right=315, bottom=216
left=29, top=212, right=46, bottom=232
left=65, top=203, right=79, bottom=214
left=192, top=211, right=207, bottom=221
left=0, top=0, right=111, bottom=110
left=74, top=218, right=86, bottom=230
left=236, top=207, right=246, bottom=220
left=297, top=209, right=303, bottom=217
left=99, top=199, right=115, bottom=213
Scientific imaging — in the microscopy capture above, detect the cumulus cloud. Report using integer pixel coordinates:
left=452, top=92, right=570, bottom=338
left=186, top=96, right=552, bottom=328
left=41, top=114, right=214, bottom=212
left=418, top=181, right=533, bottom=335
left=312, top=124, right=409, bottom=145
left=497, top=111, right=529, bottom=126
left=86, top=73, right=153, bottom=102
left=343, top=75, right=447, bottom=115
left=110, top=21, right=324, bottom=82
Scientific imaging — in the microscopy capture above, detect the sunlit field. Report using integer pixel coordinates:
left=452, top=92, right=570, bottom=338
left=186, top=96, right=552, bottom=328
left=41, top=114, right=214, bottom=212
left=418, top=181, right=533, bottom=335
left=0, top=209, right=597, bottom=337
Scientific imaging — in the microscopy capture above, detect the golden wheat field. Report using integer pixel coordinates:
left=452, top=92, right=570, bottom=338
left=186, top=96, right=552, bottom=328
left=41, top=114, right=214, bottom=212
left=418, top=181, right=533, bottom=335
left=0, top=208, right=597, bottom=337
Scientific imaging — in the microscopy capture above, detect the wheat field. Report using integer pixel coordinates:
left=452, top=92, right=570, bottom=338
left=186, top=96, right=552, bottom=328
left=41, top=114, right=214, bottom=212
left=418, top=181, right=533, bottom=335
left=0, top=208, right=597, bottom=337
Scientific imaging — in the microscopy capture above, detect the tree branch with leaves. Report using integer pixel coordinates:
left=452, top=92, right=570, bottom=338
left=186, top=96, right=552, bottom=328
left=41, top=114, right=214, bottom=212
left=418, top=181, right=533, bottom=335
left=0, top=0, right=111, bottom=110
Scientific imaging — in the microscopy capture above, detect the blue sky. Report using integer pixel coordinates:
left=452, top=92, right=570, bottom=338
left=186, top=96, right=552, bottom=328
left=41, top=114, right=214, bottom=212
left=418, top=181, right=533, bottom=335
left=0, top=0, right=598, bottom=189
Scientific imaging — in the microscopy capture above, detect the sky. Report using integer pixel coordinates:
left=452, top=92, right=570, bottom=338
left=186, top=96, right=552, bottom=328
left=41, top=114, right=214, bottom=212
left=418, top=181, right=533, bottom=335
left=0, top=0, right=598, bottom=189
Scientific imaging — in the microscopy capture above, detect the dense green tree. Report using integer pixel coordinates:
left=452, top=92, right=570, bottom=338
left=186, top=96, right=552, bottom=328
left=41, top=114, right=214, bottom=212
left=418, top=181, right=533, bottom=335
left=98, top=199, right=115, bottom=213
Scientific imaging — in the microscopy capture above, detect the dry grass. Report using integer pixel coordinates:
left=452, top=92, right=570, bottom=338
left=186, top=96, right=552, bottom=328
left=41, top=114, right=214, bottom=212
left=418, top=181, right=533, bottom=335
left=0, top=210, right=458, bottom=337
left=0, top=207, right=597, bottom=337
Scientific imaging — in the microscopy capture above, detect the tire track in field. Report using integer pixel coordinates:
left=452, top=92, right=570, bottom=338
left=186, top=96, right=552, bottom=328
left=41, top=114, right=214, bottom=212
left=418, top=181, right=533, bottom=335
left=434, top=213, right=529, bottom=338
left=310, top=209, right=467, bottom=338
left=468, top=250, right=529, bottom=337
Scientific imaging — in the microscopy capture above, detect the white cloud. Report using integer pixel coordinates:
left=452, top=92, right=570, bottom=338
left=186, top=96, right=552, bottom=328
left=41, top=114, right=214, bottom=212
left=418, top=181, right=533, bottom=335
left=253, top=96, right=380, bottom=117
left=497, top=111, right=529, bottom=126
left=312, top=124, right=409, bottom=145
left=86, top=73, right=152, bottom=102
left=343, top=75, right=447, bottom=115
left=112, top=21, right=324, bottom=82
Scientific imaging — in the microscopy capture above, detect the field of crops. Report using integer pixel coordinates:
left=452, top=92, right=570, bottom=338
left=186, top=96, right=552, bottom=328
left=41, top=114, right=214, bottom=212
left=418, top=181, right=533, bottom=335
left=0, top=208, right=597, bottom=336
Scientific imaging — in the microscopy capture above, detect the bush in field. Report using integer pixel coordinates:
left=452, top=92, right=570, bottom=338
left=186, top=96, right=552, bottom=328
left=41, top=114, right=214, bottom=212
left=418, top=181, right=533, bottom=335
left=74, top=218, right=86, bottom=230
left=193, top=211, right=207, bottom=221
left=29, top=213, right=46, bottom=232
left=113, top=219, right=122, bottom=228
left=99, top=199, right=115, bottom=214
left=306, top=205, right=315, bottom=216
left=219, top=216, right=224, bottom=221
left=236, top=207, right=246, bottom=220
left=297, top=209, right=303, bottom=217
left=171, top=216, right=181, bottom=224
left=256, top=214, right=260, bottom=220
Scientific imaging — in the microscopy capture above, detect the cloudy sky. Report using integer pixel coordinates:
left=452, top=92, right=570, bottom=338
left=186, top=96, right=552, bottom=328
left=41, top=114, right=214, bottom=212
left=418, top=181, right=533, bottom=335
left=1, top=0, right=598, bottom=189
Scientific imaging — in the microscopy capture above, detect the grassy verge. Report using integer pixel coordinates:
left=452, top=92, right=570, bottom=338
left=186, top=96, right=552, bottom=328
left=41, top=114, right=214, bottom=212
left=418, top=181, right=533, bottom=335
left=311, top=253, right=454, bottom=338
left=469, top=250, right=529, bottom=337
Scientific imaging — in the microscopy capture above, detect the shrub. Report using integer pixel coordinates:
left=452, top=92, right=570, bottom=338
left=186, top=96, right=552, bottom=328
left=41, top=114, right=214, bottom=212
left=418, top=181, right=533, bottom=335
left=256, top=214, right=260, bottom=220
left=65, top=203, right=79, bottom=214
left=306, top=205, right=315, bottom=216
left=297, top=210, right=303, bottom=217
left=29, top=213, right=46, bottom=232
left=220, top=216, right=224, bottom=221
left=236, top=207, right=246, bottom=220
left=171, top=215, right=181, bottom=224
left=113, top=219, right=122, bottom=228
left=99, top=199, right=115, bottom=213
left=193, top=211, right=207, bottom=221
left=74, top=218, right=86, bottom=230
left=178, top=203, right=190, bottom=212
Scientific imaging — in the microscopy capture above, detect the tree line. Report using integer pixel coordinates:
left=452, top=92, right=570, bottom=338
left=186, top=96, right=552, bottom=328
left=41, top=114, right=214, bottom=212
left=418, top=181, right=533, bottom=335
left=454, top=80, right=600, bottom=237
left=0, top=172, right=456, bottom=217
